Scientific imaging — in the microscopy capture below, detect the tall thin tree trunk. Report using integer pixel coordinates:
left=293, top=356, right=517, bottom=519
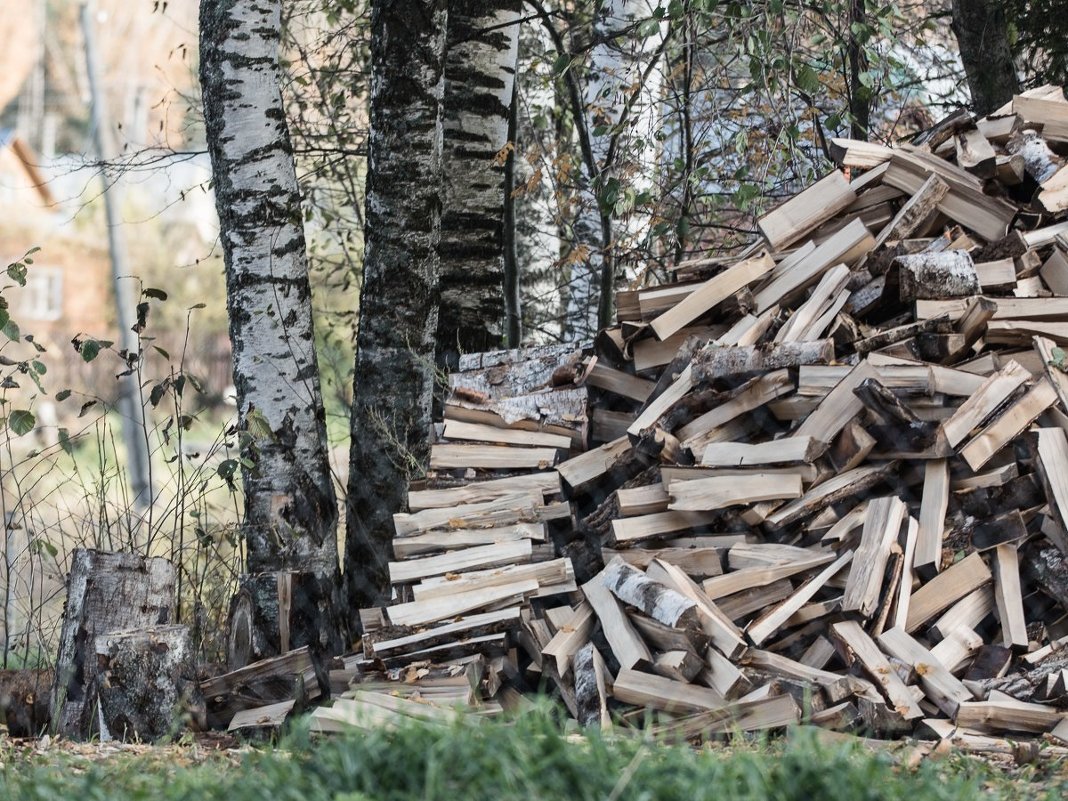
left=847, top=0, right=870, bottom=140
left=345, top=0, right=448, bottom=614
left=951, top=0, right=1020, bottom=116
left=503, top=77, right=522, bottom=347
left=436, top=1, right=521, bottom=367
left=565, top=0, right=662, bottom=339
left=200, top=0, right=341, bottom=643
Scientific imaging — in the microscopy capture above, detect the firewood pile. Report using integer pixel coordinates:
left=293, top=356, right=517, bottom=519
left=278, top=88, right=1068, bottom=745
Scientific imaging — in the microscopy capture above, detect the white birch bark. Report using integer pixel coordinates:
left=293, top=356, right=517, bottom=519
left=566, top=0, right=665, bottom=339
left=199, top=0, right=339, bottom=582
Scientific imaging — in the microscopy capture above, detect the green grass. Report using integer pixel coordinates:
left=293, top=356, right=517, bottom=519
left=1, top=707, right=1064, bottom=801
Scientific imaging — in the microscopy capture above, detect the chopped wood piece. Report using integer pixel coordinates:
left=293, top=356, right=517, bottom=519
left=906, top=553, right=993, bottom=633
left=668, top=473, right=804, bottom=511
left=955, top=697, right=1067, bottom=734
left=941, top=360, right=1030, bottom=447
left=914, top=460, right=950, bottom=579
left=612, top=668, right=728, bottom=714
left=585, top=362, right=656, bottom=403
left=393, top=493, right=568, bottom=536
left=408, top=473, right=561, bottom=511
left=602, top=546, right=723, bottom=578
left=961, top=378, right=1057, bottom=470
left=651, top=252, right=775, bottom=340
left=556, top=436, right=632, bottom=492
left=573, top=643, right=610, bottom=728
left=610, top=510, right=719, bottom=545
left=648, top=559, right=748, bottom=658
left=429, top=444, right=560, bottom=470
left=387, top=579, right=539, bottom=628
left=652, top=650, right=705, bottom=683
left=542, top=603, right=594, bottom=676
left=689, top=340, right=836, bottom=384
left=991, top=544, right=1028, bottom=651
left=896, top=251, right=979, bottom=301
left=758, top=170, right=857, bottom=250
left=843, top=497, right=907, bottom=619
left=703, top=553, right=837, bottom=600
left=392, top=523, right=545, bottom=559
left=766, top=462, right=897, bottom=529
left=601, top=558, right=698, bottom=630
left=582, top=569, right=652, bottom=670
left=442, top=420, right=573, bottom=449
left=388, top=540, right=533, bottom=584
left=830, top=620, right=924, bottom=720
left=871, top=174, right=949, bottom=251
left=747, top=550, right=854, bottom=646
left=876, top=626, right=972, bottom=717
left=701, top=437, right=826, bottom=467
left=752, top=218, right=875, bottom=312
left=795, top=360, right=877, bottom=444
left=929, top=586, right=995, bottom=643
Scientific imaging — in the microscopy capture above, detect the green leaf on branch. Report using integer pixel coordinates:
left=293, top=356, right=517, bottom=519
left=8, top=409, right=35, bottom=436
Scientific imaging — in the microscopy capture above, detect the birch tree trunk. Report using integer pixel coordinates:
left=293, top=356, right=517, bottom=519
left=565, top=0, right=664, bottom=339
left=437, top=1, right=521, bottom=367
left=951, top=0, right=1020, bottom=116
left=345, top=0, right=448, bottom=613
left=199, top=0, right=341, bottom=643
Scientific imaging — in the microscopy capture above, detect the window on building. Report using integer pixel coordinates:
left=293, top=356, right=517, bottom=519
left=17, top=266, right=63, bottom=321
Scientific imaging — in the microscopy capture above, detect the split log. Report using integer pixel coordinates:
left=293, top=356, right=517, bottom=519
left=690, top=340, right=835, bottom=384
left=895, top=251, right=979, bottom=302
left=96, top=625, right=205, bottom=742
left=50, top=549, right=175, bottom=739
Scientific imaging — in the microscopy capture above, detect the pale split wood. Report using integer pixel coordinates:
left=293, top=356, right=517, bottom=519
left=929, top=586, right=995, bottom=643
left=765, top=462, right=897, bottom=529
left=991, top=544, right=1028, bottom=650
left=429, top=444, right=560, bottom=470
left=758, top=170, right=857, bottom=250
left=651, top=251, right=775, bottom=340
left=582, top=568, right=652, bottom=670
left=940, top=360, right=1030, bottom=447
left=556, top=436, right=632, bottom=491
left=678, top=369, right=794, bottom=446
left=843, top=496, right=907, bottom=619
left=392, top=523, right=545, bottom=559
left=388, top=540, right=533, bottom=584
left=1034, top=336, right=1068, bottom=413
left=747, top=550, right=854, bottom=646
left=612, top=668, right=728, bottom=715
left=876, top=626, right=973, bottom=717
left=393, top=494, right=569, bottom=536
left=406, top=472, right=561, bottom=511
left=752, top=218, right=875, bottom=313
left=914, top=460, right=949, bottom=579
left=387, top=579, right=540, bottom=627
left=906, top=553, right=992, bottom=633
left=795, top=360, right=878, bottom=444
left=700, top=437, right=826, bottom=467
left=610, top=510, right=720, bottom=544
left=441, top=420, right=573, bottom=449
left=830, top=620, right=924, bottom=719
left=703, top=553, right=837, bottom=600
left=411, top=558, right=573, bottom=602
left=1038, top=427, right=1068, bottom=539
left=668, top=473, right=804, bottom=511
left=602, top=546, right=723, bottom=578
left=960, top=378, right=1056, bottom=470
left=648, top=558, right=748, bottom=658
left=892, top=517, right=919, bottom=631
left=627, top=365, right=693, bottom=436
left=542, top=602, right=594, bottom=676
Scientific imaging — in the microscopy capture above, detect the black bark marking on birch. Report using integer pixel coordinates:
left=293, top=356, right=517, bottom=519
left=345, top=0, right=449, bottom=616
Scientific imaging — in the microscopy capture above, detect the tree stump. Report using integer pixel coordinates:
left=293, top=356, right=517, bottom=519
left=49, top=549, right=175, bottom=739
left=227, top=571, right=344, bottom=677
left=96, top=625, right=205, bottom=741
